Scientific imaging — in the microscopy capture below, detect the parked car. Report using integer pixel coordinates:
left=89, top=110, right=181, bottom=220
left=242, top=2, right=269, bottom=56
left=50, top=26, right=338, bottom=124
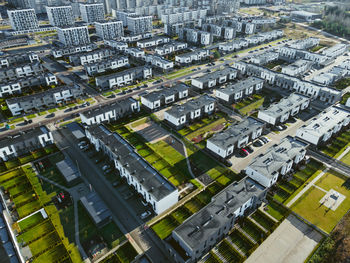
left=253, top=139, right=264, bottom=147
left=240, top=148, right=249, bottom=156
left=246, top=145, right=254, bottom=153
left=280, top=124, right=288, bottom=130
left=260, top=136, right=269, bottom=144
left=140, top=210, right=151, bottom=219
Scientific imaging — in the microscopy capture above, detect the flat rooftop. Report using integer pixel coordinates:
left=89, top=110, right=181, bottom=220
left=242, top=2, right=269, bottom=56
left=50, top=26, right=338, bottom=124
left=80, top=191, right=111, bottom=226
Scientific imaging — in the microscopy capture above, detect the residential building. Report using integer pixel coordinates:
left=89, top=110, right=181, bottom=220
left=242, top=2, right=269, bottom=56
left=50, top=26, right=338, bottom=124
left=95, top=20, right=124, bottom=40
left=121, top=32, right=153, bottom=43
left=84, top=56, right=129, bottom=76
left=246, top=136, right=308, bottom=188
left=289, top=37, right=319, bottom=50
left=191, top=67, right=238, bottom=89
left=136, top=36, right=170, bottom=48
left=322, top=43, right=348, bottom=59
left=311, top=66, right=347, bottom=86
left=6, top=85, right=83, bottom=116
left=51, top=44, right=97, bottom=58
left=127, top=16, right=152, bottom=34
left=290, top=11, right=322, bottom=22
left=0, top=62, right=44, bottom=83
left=207, top=117, right=264, bottom=158
left=46, top=6, right=74, bottom=27
left=278, top=46, right=328, bottom=65
left=249, top=51, right=279, bottom=66
left=296, top=105, right=350, bottom=145
left=104, top=40, right=128, bottom=51
left=80, top=192, right=112, bottom=227
left=155, top=42, right=188, bottom=56
left=0, top=73, right=57, bottom=98
left=164, top=95, right=216, bottom=129
left=69, top=49, right=115, bottom=66
left=202, top=24, right=236, bottom=40
left=168, top=177, right=265, bottom=263
left=281, top=59, right=313, bottom=76
left=7, top=9, right=38, bottom=31
left=95, top=66, right=152, bottom=89
left=125, top=47, right=145, bottom=58
left=116, top=10, right=137, bottom=26
left=215, top=77, right=264, bottom=103
left=85, top=124, right=178, bottom=214
left=57, top=26, right=90, bottom=46
left=80, top=3, right=105, bottom=23
left=179, top=28, right=213, bottom=46
left=175, top=49, right=210, bottom=65
left=80, top=98, right=140, bottom=125
left=0, top=126, right=53, bottom=162
left=141, top=83, right=189, bottom=110
left=0, top=52, right=39, bottom=68
left=144, top=55, right=174, bottom=71
left=258, top=93, right=310, bottom=125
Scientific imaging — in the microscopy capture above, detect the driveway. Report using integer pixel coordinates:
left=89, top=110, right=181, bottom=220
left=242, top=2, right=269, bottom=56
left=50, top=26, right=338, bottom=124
left=246, top=214, right=323, bottom=263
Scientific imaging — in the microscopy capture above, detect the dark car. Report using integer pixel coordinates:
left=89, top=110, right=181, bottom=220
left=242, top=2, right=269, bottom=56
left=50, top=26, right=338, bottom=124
left=143, top=84, right=148, bottom=88
left=253, top=139, right=263, bottom=147
left=246, top=145, right=254, bottom=153
left=107, top=94, right=116, bottom=98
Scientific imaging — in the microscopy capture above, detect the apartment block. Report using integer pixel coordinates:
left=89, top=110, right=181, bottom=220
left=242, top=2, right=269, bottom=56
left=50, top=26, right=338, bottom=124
left=207, top=117, right=264, bottom=159
left=80, top=98, right=140, bottom=125
left=6, top=85, right=83, bottom=116
left=7, top=9, right=38, bottom=31
left=258, top=93, right=310, bottom=125
left=116, top=10, right=137, bottom=26
left=164, top=95, right=216, bottom=129
left=95, top=20, right=124, bottom=40
left=141, top=83, right=189, bottom=110
left=127, top=16, right=152, bottom=34
left=296, top=105, right=350, bottom=145
left=179, top=28, right=213, bottom=46
left=84, top=56, right=129, bottom=76
left=246, top=136, right=308, bottom=188
left=175, top=49, right=210, bottom=65
left=168, top=177, right=265, bottom=263
left=95, top=66, right=152, bottom=89
left=46, top=6, right=74, bottom=27
left=215, top=77, right=264, bottom=104
left=0, top=126, right=53, bottom=162
left=85, top=124, right=178, bottom=214
left=155, top=42, right=187, bottom=56
left=80, top=3, right=105, bottom=23
left=57, top=26, right=90, bottom=47
left=191, top=67, right=238, bottom=89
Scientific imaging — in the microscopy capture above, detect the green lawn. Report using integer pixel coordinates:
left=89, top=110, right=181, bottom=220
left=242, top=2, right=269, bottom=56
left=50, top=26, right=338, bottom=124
left=251, top=210, right=277, bottom=232
left=185, top=118, right=228, bottom=141
left=151, top=215, right=179, bottom=240
left=320, top=130, right=350, bottom=157
left=17, top=220, right=54, bottom=244
left=229, top=229, right=255, bottom=255
left=18, top=212, right=44, bottom=231
left=291, top=171, right=350, bottom=233
left=101, top=241, right=138, bottom=263
left=217, top=239, right=245, bottom=263
left=239, top=218, right=267, bottom=243
left=264, top=199, right=289, bottom=221
left=239, top=98, right=265, bottom=116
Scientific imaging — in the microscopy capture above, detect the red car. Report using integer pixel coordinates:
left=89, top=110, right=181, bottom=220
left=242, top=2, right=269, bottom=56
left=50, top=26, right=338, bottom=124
left=240, top=148, right=249, bottom=156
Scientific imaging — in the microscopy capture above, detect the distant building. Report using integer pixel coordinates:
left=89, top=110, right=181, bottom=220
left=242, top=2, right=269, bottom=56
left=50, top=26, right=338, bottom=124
left=290, top=11, right=322, bottom=22
left=136, top=36, right=170, bottom=48
left=68, top=48, right=115, bottom=66
left=0, top=126, right=53, bottom=161
left=80, top=3, right=105, bottom=23
left=46, top=6, right=74, bottom=27
left=126, top=16, right=152, bottom=34
left=51, top=43, right=97, bottom=58
left=95, top=20, right=124, bottom=40
left=57, top=26, right=90, bottom=46
left=7, top=9, right=38, bottom=31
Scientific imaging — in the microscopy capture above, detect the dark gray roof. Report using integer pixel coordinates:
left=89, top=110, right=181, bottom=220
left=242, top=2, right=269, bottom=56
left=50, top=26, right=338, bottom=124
left=81, top=97, right=137, bottom=119
left=86, top=125, right=177, bottom=201
left=208, top=117, right=264, bottom=149
left=165, top=95, right=216, bottom=119
left=56, top=157, right=80, bottom=183
left=142, top=83, right=188, bottom=103
left=95, top=66, right=149, bottom=82
left=80, top=191, right=112, bottom=226
left=0, top=126, right=50, bottom=149
left=172, top=178, right=265, bottom=250
left=218, top=77, right=263, bottom=96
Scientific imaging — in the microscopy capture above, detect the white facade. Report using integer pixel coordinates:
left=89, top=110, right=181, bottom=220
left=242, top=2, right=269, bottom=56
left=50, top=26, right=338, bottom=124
left=127, top=16, right=152, bottom=34
left=80, top=3, right=105, bottom=23
left=175, top=49, right=210, bottom=64
left=7, top=9, right=38, bottom=31
left=95, top=20, right=124, bottom=40
left=155, top=42, right=187, bottom=56
left=46, top=6, right=74, bottom=27
left=57, top=26, right=90, bottom=47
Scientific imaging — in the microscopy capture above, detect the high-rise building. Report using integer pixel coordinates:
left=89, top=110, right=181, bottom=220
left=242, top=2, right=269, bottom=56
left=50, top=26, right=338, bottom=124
left=80, top=3, right=105, bottom=23
left=95, top=20, right=124, bottom=40
left=7, top=8, right=38, bottom=31
left=57, top=25, right=90, bottom=46
left=126, top=15, right=152, bottom=35
left=115, top=10, right=137, bottom=26
left=7, top=0, right=31, bottom=9
left=46, top=5, right=74, bottom=27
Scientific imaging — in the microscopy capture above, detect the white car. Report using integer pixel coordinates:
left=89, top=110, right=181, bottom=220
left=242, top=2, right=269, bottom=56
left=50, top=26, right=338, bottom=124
left=140, top=211, right=151, bottom=219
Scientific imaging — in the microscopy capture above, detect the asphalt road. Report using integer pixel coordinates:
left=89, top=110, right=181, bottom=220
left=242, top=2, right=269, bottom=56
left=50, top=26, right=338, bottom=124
left=53, top=128, right=173, bottom=263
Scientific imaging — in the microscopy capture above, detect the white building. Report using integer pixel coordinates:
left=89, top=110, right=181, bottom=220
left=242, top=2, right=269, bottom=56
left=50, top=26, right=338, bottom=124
left=116, top=10, right=137, bottom=26
left=127, top=16, right=152, bottom=34
left=80, top=98, right=139, bottom=125
left=57, top=26, right=90, bottom=46
left=215, top=77, right=264, bottom=103
left=281, top=59, right=313, bottom=76
left=46, top=6, right=74, bottom=27
left=95, top=20, right=124, bottom=40
left=125, top=47, right=145, bottom=58
left=104, top=40, right=128, bottom=51
left=85, top=124, right=178, bottom=214
left=191, top=67, right=238, bottom=90
left=258, top=93, right=310, bottom=125
left=144, top=55, right=174, bottom=71
left=207, top=117, right=264, bottom=158
left=7, top=9, right=38, bottom=31
left=80, top=3, right=105, bottom=23
left=249, top=51, right=279, bottom=66
left=84, top=56, right=128, bottom=76
left=289, top=37, right=319, bottom=50
left=296, top=105, right=350, bottom=145
left=155, top=42, right=187, bottom=56
left=322, top=43, right=348, bottom=59
left=175, top=49, right=210, bottom=65
left=51, top=43, right=97, bottom=58
left=136, top=36, right=170, bottom=48
left=246, top=136, right=308, bottom=188
left=164, top=95, right=216, bottom=129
